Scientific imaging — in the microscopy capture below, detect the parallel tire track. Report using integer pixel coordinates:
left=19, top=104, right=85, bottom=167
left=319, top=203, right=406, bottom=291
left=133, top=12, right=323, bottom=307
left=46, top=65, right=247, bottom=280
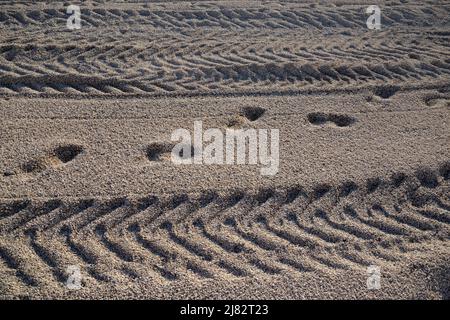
left=0, top=162, right=449, bottom=287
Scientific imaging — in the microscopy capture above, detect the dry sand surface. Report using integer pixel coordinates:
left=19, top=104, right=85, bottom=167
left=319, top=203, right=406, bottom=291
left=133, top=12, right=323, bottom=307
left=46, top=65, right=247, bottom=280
left=0, top=0, right=449, bottom=299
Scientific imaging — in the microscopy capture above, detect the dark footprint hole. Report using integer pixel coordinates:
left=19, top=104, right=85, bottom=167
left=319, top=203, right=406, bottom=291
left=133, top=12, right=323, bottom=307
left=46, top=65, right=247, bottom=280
left=147, top=142, right=195, bottom=161
left=177, top=144, right=196, bottom=159
left=146, top=142, right=174, bottom=161
left=328, top=114, right=356, bottom=127
left=307, top=112, right=328, bottom=125
left=241, top=106, right=266, bottom=121
left=54, top=144, right=83, bottom=163
left=3, top=170, right=15, bottom=177
left=373, top=85, right=400, bottom=99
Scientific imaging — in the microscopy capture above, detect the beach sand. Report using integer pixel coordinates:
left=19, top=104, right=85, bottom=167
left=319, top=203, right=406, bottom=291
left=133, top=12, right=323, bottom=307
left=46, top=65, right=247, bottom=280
left=0, top=0, right=449, bottom=299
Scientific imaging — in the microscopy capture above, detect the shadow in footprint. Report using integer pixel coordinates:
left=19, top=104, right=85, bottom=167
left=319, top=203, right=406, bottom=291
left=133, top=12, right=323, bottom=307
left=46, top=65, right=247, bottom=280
left=4, top=144, right=84, bottom=177
left=53, top=144, right=83, bottom=163
left=241, top=106, right=266, bottom=121
left=146, top=142, right=195, bottom=162
left=307, top=112, right=356, bottom=127
left=372, top=85, right=400, bottom=99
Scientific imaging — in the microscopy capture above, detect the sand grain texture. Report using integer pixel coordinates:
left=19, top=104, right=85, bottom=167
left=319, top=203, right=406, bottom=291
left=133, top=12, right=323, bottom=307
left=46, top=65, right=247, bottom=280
left=0, top=0, right=449, bottom=299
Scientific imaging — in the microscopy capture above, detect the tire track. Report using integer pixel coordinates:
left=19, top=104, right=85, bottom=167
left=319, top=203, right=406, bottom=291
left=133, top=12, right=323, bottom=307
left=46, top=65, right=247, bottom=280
left=0, top=162, right=449, bottom=288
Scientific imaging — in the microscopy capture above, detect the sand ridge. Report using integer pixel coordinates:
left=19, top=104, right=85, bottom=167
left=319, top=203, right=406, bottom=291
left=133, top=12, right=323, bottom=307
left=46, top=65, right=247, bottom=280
left=0, top=0, right=449, bottom=299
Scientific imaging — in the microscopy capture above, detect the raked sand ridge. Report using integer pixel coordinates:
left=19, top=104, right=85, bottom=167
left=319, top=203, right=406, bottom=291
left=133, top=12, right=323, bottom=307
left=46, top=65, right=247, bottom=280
left=0, top=0, right=449, bottom=299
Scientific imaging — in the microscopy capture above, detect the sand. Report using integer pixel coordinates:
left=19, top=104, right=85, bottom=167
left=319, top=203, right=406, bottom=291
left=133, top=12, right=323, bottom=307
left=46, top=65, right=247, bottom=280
left=0, top=0, right=449, bottom=299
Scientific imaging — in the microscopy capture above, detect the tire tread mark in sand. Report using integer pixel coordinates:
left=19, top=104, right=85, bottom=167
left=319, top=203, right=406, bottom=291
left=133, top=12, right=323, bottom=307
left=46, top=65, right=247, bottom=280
left=285, top=212, right=346, bottom=244
left=1, top=59, right=450, bottom=98
left=163, top=220, right=250, bottom=278
left=0, top=200, right=30, bottom=220
left=59, top=226, right=97, bottom=264
left=0, top=163, right=449, bottom=285
left=0, top=7, right=445, bottom=29
left=78, top=198, right=128, bottom=231
left=127, top=225, right=179, bottom=281
left=336, top=250, right=373, bottom=268
left=255, top=214, right=320, bottom=249
left=224, top=218, right=279, bottom=251
left=59, top=226, right=113, bottom=282
left=309, top=253, right=350, bottom=271
left=186, top=261, right=213, bottom=279
left=0, top=244, right=38, bottom=286
left=24, top=229, right=66, bottom=283
left=415, top=208, right=450, bottom=225
left=343, top=205, right=409, bottom=236
left=4, top=200, right=62, bottom=232
left=216, top=260, right=247, bottom=277
left=43, top=199, right=94, bottom=231
left=313, top=209, right=377, bottom=241
left=128, top=223, right=175, bottom=263
left=153, top=265, right=178, bottom=281
left=248, top=258, right=281, bottom=275
left=162, top=222, right=213, bottom=262
left=94, top=224, right=134, bottom=263
left=130, top=225, right=201, bottom=280
left=278, top=257, right=314, bottom=273
left=193, top=219, right=246, bottom=254
left=194, top=219, right=285, bottom=276
left=371, top=204, right=436, bottom=232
